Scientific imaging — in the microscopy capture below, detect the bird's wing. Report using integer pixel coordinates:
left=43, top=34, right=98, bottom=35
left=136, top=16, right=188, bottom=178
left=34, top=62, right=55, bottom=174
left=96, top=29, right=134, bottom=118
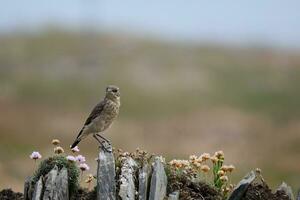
left=83, top=100, right=106, bottom=126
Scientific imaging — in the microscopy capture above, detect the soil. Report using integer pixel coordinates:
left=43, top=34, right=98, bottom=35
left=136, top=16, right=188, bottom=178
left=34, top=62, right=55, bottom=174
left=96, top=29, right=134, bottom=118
left=71, top=188, right=97, bottom=200
left=243, top=183, right=291, bottom=200
left=0, top=189, right=23, bottom=200
left=167, top=175, right=223, bottom=200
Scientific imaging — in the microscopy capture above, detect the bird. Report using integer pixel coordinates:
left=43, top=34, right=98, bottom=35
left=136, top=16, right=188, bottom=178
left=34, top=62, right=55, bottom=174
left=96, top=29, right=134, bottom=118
left=71, top=85, right=120, bottom=151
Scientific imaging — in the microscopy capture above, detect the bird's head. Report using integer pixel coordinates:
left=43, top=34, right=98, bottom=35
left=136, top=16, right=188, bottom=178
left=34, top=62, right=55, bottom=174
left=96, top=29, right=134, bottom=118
left=105, top=85, right=120, bottom=101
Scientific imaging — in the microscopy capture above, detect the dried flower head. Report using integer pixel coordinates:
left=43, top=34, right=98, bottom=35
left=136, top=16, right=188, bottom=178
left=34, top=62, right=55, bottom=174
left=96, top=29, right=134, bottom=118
left=76, top=155, right=86, bottom=163
left=85, top=174, right=95, bottom=183
left=169, top=159, right=189, bottom=169
left=220, top=175, right=229, bottom=182
left=220, top=165, right=229, bottom=172
left=227, top=165, right=235, bottom=173
left=200, top=165, right=210, bottom=173
left=79, top=163, right=90, bottom=171
left=189, top=155, right=198, bottom=162
left=66, top=155, right=76, bottom=162
left=217, top=170, right=225, bottom=176
left=54, top=146, right=64, bottom=154
left=200, top=153, right=211, bottom=161
left=210, top=156, right=218, bottom=164
left=224, top=187, right=230, bottom=193
left=30, top=151, right=42, bottom=160
left=71, top=146, right=80, bottom=153
left=51, top=139, right=60, bottom=145
left=255, top=168, right=262, bottom=174
left=214, top=150, right=224, bottom=159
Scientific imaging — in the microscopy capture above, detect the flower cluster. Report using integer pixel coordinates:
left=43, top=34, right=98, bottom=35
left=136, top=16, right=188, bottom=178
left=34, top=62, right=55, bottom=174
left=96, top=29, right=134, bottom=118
left=29, top=138, right=91, bottom=188
left=167, top=150, right=235, bottom=197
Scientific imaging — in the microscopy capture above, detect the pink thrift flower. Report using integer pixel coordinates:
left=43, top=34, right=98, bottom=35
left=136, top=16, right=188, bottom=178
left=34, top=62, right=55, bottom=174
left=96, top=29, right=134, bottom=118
left=30, top=151, right=42, bottom=160
left=66, top=155, right=76, bottom=162
left=79, top=163, right=90, bottom=171
left=71, top=146, right=80, bottom=153
left=76, top=155, right=86, bottom=163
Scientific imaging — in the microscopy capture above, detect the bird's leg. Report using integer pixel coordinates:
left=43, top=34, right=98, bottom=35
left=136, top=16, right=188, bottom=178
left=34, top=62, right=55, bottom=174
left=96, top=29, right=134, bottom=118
left=93, top=134, right=111, bottom=152
left=96, top=133, right=111, bottom=145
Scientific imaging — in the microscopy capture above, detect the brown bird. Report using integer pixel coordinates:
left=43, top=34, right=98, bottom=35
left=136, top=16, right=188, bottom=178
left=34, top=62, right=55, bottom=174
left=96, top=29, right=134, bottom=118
left=71, top=85, right=120, bottom=151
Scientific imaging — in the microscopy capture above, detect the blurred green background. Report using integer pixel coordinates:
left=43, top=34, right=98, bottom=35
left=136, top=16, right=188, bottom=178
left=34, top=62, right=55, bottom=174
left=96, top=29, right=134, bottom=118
left=0, top=0, right=300, bottom=193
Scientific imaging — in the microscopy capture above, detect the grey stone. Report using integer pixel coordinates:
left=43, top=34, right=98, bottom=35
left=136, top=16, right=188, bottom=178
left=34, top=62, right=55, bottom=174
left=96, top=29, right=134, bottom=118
left=24, top=176, right=32, bottom=200
left=228, top=171, right=256, bottom=200
left=276, top=182, right=294, bottom=200
left=118, top=157, right=137, bottom=200
left=97, top=148, right=116, bottom=200
left=297, top=190, right=300, bottom=200
left=168, top=191, right=179, bottom=200
left=32, top=177, right=43, bottom=200
left=53, top=167, right=69, bottom=200
left=149, top=157, right=167, bottom=200
left=43, top=165, right=58, bottom=200
left=138, top=163, right=151, bottom=200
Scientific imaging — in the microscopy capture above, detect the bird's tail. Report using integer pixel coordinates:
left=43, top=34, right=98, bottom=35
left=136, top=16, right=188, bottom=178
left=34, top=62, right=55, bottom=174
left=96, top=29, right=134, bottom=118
left=70, top=129, right=83, bottom=149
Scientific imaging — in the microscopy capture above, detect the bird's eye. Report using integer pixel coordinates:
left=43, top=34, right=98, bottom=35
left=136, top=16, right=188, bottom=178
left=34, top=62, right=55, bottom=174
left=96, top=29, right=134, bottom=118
left=112, top=89, right=118, bottom=93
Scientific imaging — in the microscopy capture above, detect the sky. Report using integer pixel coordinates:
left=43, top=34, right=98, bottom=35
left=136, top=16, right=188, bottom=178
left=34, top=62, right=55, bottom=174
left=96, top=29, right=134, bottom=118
left=1, top=0, right=300, bottom=48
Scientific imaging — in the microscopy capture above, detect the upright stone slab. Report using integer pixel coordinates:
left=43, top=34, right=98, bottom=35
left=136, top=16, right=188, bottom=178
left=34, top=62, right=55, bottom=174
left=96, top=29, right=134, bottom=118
left=24, top=176, right=32, bottom=200
left=149, top=157, right=167, bottom=200
left=32, top=177, right=43, bottom=200
left=138, top=163, right=151, bottom=200
left=276, top=182, right=294, bottom=200
left=228, top=171, right=256, bottom=200
left=168, top=191, right=179, bottom=200
left=97, top=147, right=116, bottom=200
left=118, top=157, right=137, bottom=200
left=43, top=165, right=59, bottom=200
left=53, top=167, right=69, bottom=200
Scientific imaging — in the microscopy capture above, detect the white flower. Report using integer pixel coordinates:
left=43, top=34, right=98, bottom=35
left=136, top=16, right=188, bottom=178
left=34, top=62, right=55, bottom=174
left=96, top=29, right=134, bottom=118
left=71, top=146, right=80, bottom=153
left=30, top=151, right=42, bottom=160
left=76, top=155, right=86, bottom=163
left=79, top=163, right=90, bottom=171
left=66, top=155, right=76, bottom=162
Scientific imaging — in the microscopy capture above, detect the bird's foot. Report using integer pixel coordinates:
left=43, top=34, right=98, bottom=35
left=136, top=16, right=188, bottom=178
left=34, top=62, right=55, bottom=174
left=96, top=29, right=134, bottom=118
left=98, top=141, right=112, bottom=153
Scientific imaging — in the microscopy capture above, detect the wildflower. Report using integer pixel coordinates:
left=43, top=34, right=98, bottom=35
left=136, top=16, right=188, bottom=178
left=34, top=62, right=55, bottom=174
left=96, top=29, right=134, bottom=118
left=85, top=174, right=95, bottom=183
left=210, top=156, right=218, bottom=164
left=189, top=155, right=197, bottom=161
left=71, top=146, right=80, bottom=153
left=217, top=170, right=225, bottom=176
left=200, top=153, right=211, bottom=161
left=76, top=155, right=86, bottom=163
left=255, top=168, right=262, bottom=174
left=227, top=165, right=235, bottom=173
left=51, top=139, right=60, bottom=145
left=224, top=187, right=230, bottom=193
left=30, top=151, right=42, bottom=160
left=54, top=146, right=64, bottom=154
left=214, top=150, right=224, bottom=159
left=169, top=159, right=189, bottom=169
left=79, top=163, right=90, bottom=171
left=220, top=175, right=229, bottom=182
left=220, top=165, right=229, bottom=172
left=66, top=155, right=76, bottom=162
left=200, top=165, right=210, bottom=173
left=229, top=184, right=235, bottom=190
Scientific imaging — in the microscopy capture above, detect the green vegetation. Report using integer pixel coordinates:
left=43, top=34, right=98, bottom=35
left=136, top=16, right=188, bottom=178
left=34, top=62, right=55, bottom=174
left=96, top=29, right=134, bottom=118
left=33, top=156, right=80, bottom=196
